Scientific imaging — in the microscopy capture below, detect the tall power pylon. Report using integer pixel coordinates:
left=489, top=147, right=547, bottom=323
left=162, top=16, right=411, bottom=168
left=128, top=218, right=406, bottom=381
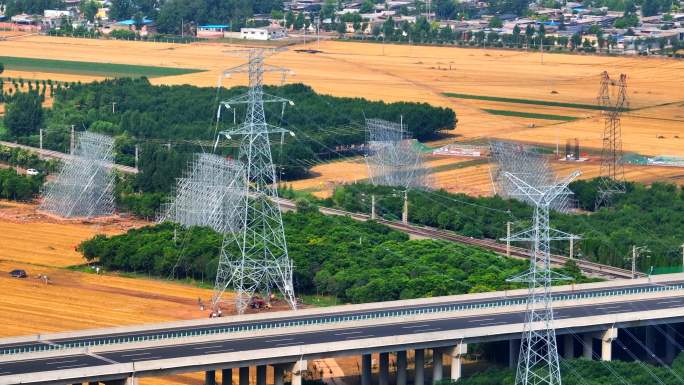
left=212, top=48, right=297, bottom=313
left=502, top=170, right=580, bottom=385
left=596, top=71, right=628, bottom=209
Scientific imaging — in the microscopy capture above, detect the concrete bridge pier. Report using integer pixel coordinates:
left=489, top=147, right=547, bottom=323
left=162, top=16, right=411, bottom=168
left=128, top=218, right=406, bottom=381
left=292, top=359, right=308, bottom=385
left=206, top=370, right=216, bottom=385
left=103, top=378, right=137, bottom=385
left=666, top=326, right=677, bottom=363
left=256, top=365, right=267, bottom=385
left=432, top=349, right=443, bottom=384
left=239, top=367, right=249, bottom=385
left=222, top=368, right=233, bottom=385
left=602, top=327, right=618, bottom=361
left=415, top=349, right=425, bottom=385
left=274, top=365, right=285, bottom=385
left=645, top=326, right=656, bottom=357
left=508, top=339, right=519, bottom=368
left=582, top=334, right=593, bottom=359
left=379, top=352, right=389, bottom=385
left=396, top=350, right=407, bottom=385
left=563, top=334, right=574, bottom=359
left=448, top=343, right=467, bottom=382
left=361, top=354, right=372, bottom=385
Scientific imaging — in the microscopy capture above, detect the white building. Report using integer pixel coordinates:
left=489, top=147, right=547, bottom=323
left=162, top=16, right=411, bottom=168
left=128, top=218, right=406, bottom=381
left=240, top=25, right=287, bottom=40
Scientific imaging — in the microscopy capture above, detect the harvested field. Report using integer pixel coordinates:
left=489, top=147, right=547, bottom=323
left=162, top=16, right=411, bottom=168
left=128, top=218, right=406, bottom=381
left=1, top=36, right=682, bottom=157
left=289, top=156, right=477, bottom=197
left=0, top=201, right=281, bottom=385
left=0, top=201, right=145, bottom=266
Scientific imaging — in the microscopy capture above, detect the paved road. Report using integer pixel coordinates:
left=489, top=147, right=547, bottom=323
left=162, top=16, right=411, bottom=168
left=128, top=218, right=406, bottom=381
left=0, top=279, right=679, bottom=353
left=0, top=141, right=138, bottom=174
left=1, top=295, right=682, bottom=377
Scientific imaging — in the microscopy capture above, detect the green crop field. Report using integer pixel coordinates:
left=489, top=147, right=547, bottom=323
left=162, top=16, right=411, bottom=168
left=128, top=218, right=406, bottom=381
left=0, top=56, right=205, bottom=78
left=443, top=92, right=630, bottom=111
left=482, top=108, right=579, bottom=121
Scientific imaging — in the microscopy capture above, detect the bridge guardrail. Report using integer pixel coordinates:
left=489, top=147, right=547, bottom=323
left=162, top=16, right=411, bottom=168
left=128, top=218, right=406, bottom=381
left=2, top=283, right=682, bottom=356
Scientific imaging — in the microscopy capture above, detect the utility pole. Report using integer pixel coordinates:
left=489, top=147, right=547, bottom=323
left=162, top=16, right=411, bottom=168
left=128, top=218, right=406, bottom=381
left=316, top=15, right=321, bottom=50
left=681, top=243, right=684, bottom=272
left=631, top=245, right=649, bottom=279
left=402, top=190, right=408, bottom=224
left=569, top=237, right=574, bottom=259
left=371, top=194, right=377, bottom=220
left=39, top=128, right=43, bottom=150
left=506, top=221, right=511, bottom=257
left=70, top=125, right=75, bottom=155
left=134, top=144, right=139, bottom=171
left=112, top=102, right=117, bottom=114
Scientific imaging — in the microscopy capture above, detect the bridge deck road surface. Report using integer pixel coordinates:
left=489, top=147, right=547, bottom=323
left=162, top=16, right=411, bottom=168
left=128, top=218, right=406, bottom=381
left=1, top=278, right=682, bottom=352
left=1, top=294, right=684, bottom=378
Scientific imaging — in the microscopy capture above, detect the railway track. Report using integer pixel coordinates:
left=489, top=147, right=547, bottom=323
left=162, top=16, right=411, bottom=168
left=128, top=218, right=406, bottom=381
left=275, top=197, right=641, bottom=280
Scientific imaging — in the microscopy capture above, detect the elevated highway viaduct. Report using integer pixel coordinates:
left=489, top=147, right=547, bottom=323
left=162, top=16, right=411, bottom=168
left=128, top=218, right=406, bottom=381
left=2, top=274, right=684, bottom=385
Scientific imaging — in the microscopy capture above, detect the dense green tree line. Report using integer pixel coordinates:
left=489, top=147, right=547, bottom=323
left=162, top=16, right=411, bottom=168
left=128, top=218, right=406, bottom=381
left=440, top=353, right=684, bottom=385
left=0, top=168, right=44, bottom=201
left=77, top=210, right=588, bottom=303
left=21, top=78, right=453, bottom=198
left=0, top=145, right=60, bottom=173
left=318, top=179, right=684, bottom=272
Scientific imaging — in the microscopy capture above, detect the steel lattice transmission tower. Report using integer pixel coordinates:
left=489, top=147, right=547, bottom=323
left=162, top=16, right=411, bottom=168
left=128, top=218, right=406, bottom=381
left=212, top=48, right=297, bottom=313
left=490, top=141, right=573, bottom=213
left=159, top=153, right=245, bottom=234
left=595, top=71, right=628, bottom=209
left=502, top=169, right=580, bottom=385
left=365, top=118, right=430, bottom=189
left=40, top=131, right=115, bottom=218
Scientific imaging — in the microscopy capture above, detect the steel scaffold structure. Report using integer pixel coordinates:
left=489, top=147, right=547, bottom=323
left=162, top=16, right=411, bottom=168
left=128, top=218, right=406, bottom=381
left=502, top=169, right=581, bottom=385
left=596, top=71, right=628, bottom=209
left=159, top=153, right=246, bottom=234
left=365, top=118, right=430, bottom=189
left=212, top=48, right=297, bottom=313
left=40, top=131, right=115, bottom=218
left=490, top=141, right=573, bottom=213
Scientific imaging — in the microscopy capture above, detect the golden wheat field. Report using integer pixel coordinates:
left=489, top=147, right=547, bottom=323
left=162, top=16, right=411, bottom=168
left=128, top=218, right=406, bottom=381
left=1, top=36, right=683, bottom=155
left=0, top=202, right=237, bottom=385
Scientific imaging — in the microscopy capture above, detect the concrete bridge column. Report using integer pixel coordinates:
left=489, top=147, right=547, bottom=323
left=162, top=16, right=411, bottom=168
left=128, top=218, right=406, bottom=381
left=666, top=326, right=677, bottom=363
left=582, top=334, right=593, bottom=359
left=206, top=370, right=217, bottom=385
left=432, top=349, right=443, bottom=384
left=222, top=368, right=233, bottom=385
left=645, top=326, right=656, bottom=357
left=256, top=365, right=267, bottom=385
left=563, top=334, right=574, bottom=359
left=396, top=350, right=407, bottom=385
left=379, top=352, right=389, bottom=385
left=292, top=359, right=308, bottom=385
left=361, top=354, right=372, bottom=385
left=274, top=365, right=284, bottom=385
left=602, top=327, right=618, bottom=362
left=508, top=339, right=519, bottom=368
left=104, top=379, right=136, bottom=385
left=415, top=349, right=425, bottom=385
left=448, top=343, right=467, bottom=382
left=239, top=367, right=249, bottom=385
